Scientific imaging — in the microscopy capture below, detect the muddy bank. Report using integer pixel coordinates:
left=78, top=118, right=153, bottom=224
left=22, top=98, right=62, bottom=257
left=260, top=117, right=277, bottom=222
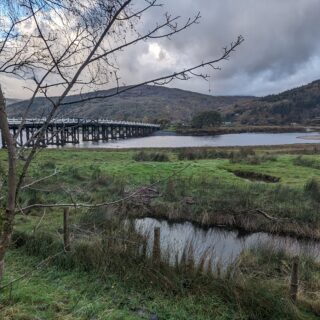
left=230, top=170, right=280, bottom=183
left=297, top=135, right=320, bottom=141
left=124, top=203, right=320, bottom=241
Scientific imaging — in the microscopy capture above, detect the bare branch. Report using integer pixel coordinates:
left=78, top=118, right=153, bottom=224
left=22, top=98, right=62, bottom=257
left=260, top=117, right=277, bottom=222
left=62, top=36, right=244, bottom=106
left=19, top=164, right=191, bottom=212
left=20, top=168, right=59, bottom=191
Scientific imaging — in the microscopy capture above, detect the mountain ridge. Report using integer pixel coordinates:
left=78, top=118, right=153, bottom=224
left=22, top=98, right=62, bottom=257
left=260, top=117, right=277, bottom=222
left=7, top=80, right=320, bottom=124
left=7, top=85, right=252, bottom=123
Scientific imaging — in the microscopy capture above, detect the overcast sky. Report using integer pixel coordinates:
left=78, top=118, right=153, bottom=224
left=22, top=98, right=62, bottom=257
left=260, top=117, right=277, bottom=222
left=2, top=0, right=320, bottom=99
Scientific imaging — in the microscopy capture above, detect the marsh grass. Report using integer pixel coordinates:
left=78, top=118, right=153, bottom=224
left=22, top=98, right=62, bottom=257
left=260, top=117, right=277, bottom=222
left=294, top=156, right=320, bottom=170
left=176, top=148, right=278, bottom=167
left=230, top=150, right=277, bottom=165
left=240, top=243, right=320, bottom=297
left=177, top=148, right=233, bottom=160
left=122, top=172, right=320, bottom=239
left=133, top=151, right=170, bottom=162
left=305, top=177, right=320, bottom=201
left=9, top=213, right=316, bottom=320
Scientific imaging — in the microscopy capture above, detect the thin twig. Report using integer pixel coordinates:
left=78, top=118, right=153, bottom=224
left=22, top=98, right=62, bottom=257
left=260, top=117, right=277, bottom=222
left=33, top=209, right=46, bottom=234
left=21, top=168, right=59, bottom=190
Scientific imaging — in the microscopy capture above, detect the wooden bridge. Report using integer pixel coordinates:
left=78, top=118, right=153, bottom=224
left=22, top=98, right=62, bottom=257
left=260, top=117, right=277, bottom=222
left=1, top=118, right=161, bottom=148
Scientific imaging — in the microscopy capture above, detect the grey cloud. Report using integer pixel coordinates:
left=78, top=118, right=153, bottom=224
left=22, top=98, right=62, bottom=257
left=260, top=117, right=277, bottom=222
left=129, top=0, right=320, bottom=96
left=2, top=0, right=320, bottom=98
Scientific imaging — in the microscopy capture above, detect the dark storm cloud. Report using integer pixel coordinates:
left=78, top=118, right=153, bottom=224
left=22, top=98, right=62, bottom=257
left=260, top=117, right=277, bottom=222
left=128, top=0, right=320, bottom=96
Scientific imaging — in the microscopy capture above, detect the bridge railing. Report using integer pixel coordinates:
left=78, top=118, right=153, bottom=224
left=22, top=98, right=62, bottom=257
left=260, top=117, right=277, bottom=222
left=7, top=118, right=161, bottom=128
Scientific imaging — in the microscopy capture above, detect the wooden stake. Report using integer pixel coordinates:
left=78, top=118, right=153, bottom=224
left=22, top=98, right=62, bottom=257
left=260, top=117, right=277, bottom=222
left=290, top=256, right=299, bottom=302
left=63, top=208, right=71, bottom=252
left=152, top=227, right=161, bottom=264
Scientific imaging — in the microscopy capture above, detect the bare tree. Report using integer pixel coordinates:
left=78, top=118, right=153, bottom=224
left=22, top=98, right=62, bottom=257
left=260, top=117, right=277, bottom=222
left=0, top=0, right=243, bottom=281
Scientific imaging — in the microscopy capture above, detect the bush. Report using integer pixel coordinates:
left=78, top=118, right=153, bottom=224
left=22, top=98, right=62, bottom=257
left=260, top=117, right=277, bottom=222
left=191, top=111, right=222, bottom=128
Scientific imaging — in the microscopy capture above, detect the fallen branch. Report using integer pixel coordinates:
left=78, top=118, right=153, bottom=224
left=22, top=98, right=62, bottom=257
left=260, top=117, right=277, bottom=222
left=245, top=209, right=291, bottom=222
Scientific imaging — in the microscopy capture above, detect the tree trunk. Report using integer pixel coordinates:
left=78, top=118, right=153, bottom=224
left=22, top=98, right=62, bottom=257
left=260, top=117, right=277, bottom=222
left=0, top=86, right=17, bottom=283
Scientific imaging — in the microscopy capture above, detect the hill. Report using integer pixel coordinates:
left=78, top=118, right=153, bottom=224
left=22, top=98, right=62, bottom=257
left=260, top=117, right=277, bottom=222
left=7, top=85, right=251, bottom=123
left=225, top=80, right=320, bottom=125
left=7, top=80, right=320, bottom=125
left=6, top=98, right=22, bottom=106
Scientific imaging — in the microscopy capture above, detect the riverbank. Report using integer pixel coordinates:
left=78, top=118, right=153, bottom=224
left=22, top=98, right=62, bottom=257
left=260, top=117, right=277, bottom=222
left=176, top=125, right=313, bottom=136
left=298, top=135, right=320, bottom=140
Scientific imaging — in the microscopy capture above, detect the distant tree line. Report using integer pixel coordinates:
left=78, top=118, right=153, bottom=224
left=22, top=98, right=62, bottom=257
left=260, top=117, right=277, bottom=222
left=191, top=111, right=222, bottom=128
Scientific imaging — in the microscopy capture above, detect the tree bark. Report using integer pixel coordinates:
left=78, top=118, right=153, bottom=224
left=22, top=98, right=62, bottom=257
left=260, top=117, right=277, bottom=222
left=0, top=86, right=17, bottom=283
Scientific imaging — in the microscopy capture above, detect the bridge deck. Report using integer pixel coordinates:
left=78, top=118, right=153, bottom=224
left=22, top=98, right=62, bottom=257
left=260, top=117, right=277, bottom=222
left=8, top=118, right=160, bottom=128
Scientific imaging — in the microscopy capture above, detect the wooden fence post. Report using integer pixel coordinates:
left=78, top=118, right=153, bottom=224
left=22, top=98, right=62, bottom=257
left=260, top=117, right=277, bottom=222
left=290, top=256, right=299, bottom=302
left=63, top=208, right=71, bottom=252
left=152, top=227, right=161, bottom=264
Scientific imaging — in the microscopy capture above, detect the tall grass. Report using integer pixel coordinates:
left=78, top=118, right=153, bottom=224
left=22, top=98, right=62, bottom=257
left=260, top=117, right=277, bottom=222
left=305, top=177, right=320, bottom=202
left=177, top=148, right=233, bottom=160
left=123, top=173, right=320, bottom=238
left=294, top=155, right=320, bottom=170
left=176, top=148, right=277, bottom=165
left=133, top=151, right=170, bottom=162
left=11, top=212, right=313, bottom=320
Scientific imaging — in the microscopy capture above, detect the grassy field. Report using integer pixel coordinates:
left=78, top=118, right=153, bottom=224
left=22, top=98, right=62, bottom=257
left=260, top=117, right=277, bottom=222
left=1, top=145, right=320, bottom=319
left=2, top=246, right=320, bottom=320
left=1, top=145, right=320, bottom=237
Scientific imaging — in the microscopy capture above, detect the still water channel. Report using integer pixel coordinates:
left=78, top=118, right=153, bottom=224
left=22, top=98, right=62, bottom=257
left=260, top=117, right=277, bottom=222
left=134, top=218, right=320, bottom=267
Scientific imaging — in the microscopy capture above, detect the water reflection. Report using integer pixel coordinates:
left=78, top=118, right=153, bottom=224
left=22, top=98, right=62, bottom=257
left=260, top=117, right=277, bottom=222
left=134, top=218, right=320, bottom=266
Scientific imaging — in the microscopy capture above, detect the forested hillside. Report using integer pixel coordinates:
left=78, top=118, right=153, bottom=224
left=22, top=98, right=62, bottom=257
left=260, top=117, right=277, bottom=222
left=226, top=80, right=320, bottom=125
left=7, top=85, right=251, bottom=122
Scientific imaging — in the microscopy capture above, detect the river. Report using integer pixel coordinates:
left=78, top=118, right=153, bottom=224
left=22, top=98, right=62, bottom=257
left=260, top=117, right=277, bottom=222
left=1, top=131, right=320, bottom=149
left=65, top=131, right=320, bottom=149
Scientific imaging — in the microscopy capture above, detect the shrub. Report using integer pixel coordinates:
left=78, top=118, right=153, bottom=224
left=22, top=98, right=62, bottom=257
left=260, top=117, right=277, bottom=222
left=191, top=111, right=222, bottom=128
